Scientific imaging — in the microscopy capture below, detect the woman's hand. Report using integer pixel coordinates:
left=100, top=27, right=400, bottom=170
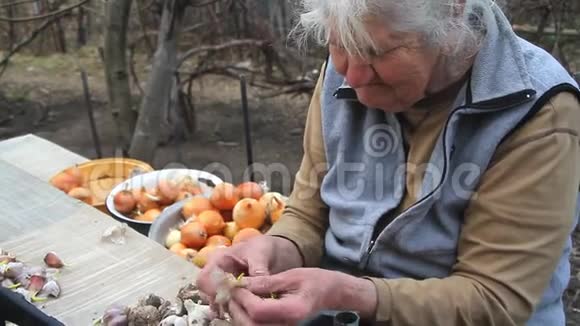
left=196, top=235, right=303, bottom=299
left=228, top=268, right=378, bottom=325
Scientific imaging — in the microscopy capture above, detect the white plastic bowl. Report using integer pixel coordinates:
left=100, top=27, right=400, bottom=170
left=105, top=169, right=223, bottom=232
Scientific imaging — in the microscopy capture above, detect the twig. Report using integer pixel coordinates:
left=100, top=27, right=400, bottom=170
left=0, top=14, right=61, bottom=78
left=512, top=25, right=579, bottom=37
left=190, top=0, right=222, bottom=7
left=134, top=0, right=155, bottom=55
left=0, top=0, right=37, bottom=9
left=0, top=0, right=90, bottom=23
left=258, top=81, right=316, bottom=98
left=128, top=46, right=145, bottom=96
left=178, top=39, right=266, bottom=68
left=79, top=4, right=106, bottom=17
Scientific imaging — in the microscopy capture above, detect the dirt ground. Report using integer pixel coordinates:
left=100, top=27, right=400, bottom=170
left=1, top=48, right=580, bottom=323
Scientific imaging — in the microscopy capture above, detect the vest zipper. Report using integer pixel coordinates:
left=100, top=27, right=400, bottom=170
left=359, top=89, right=537, bottom=270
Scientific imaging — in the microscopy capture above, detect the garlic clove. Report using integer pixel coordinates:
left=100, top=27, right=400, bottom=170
left=0, top=254, right=16, bottom=264
left=27, top=274, right=46, bottom=294
left=160, top=315, right=188, bottom=326
left=39, top=280, right=61, bottom=298
left=102, top=304, right=129, bottom=325
left=105, top=315, right=128, bottom=326
left=4, top=262, right=25, bottom=279
left=15, top=273, right=30, bottom=289
left=44, top=252, right=65, bottom=268
left=174, top=316, right=188, bottom=326
left=26, top=266, right=46, bottom=277
left=2, top=278, right=16, bottom=288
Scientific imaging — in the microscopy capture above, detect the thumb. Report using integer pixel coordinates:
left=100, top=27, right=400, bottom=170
left=246, top=254, right=270, bottom=276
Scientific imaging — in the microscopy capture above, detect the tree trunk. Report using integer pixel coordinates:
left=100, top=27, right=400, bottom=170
left=50, top=1, right=67, bottom=53
left=77, top=6, right=87, bottom=47
left=128, top=0, right=187, bottom=163
left=7, top=4, right=16, bottom=49
left=104, top=0, right=136, bottom=154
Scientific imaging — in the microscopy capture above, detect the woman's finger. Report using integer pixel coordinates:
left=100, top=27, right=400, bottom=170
left=196, top=253, right=248, bottom=296
left=242, top=274, right=287, bottom=296
left=231, top=288, right=303, bottom=324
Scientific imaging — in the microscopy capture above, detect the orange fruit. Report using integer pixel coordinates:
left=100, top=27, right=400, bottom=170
left=206, top=235, right=232, bottom=247
left=198, top=210, right=226, bottom=236
left=233, top=198, right=266, bottom=229
left=181, top=197, right=215, bottom=220
left=169, top=242, right=186, bottom=254
left=233, top=228, right=262, bottom=245
left=223, top=222, right=240, bottom=241
left=135, top=208, right=161, bottom=222
left=181, top=221, right=208, bottom=249
left=235, top=182, right=264, bottom=200
left=193, top=245, right=225, bottom=268
left=210, top=183, right=240, bottom=210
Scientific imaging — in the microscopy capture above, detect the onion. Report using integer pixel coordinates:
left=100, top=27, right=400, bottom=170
left=114, top=190, right=136, bottom=214
left=165, top=229, right=182, bottom=249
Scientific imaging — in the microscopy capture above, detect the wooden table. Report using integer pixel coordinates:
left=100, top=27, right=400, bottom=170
left=0, top=134, right=198, bottom=325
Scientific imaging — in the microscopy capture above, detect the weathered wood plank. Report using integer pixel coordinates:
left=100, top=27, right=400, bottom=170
left=0, top=141, right=199, bottom=325
left=0, top=160, right=85, bottom=241
left=0, top=134, right=88, bottom=182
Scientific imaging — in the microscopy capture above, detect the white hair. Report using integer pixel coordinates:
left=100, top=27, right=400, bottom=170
left=290, top=0, right=505, bottom=58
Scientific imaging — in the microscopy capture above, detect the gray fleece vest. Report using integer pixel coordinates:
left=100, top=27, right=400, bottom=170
left=319, top=6, right=580, bottom=326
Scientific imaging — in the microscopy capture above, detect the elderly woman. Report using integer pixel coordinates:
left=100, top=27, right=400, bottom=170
left=198, top=0, right=580, bottom=325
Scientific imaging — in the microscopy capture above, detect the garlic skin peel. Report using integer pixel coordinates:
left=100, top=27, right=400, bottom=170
left=184, top=299, right=212, bottom=325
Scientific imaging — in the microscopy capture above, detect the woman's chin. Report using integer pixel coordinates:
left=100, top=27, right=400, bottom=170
left=358, top=96, right=404, bottom=112
left=356, top=90, right=402, bottom=112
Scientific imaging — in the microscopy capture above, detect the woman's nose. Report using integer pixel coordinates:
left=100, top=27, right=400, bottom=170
left=345, top=56, right=375, bottom=88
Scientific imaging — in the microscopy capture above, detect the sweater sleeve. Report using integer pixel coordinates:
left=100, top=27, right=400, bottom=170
left=266, top=64, right=330, bottom=268
left=366, top=92, right=580, bottom=325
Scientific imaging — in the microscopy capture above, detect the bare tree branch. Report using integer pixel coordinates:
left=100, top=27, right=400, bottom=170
left=0, top=0, right=90, bottom=23
left=0, top=14, right=61, bottom=77
left=178, top=39, right=267, bottom=68
left=0, top=0, right=37, bottom=9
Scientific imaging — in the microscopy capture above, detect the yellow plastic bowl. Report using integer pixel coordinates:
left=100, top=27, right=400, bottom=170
left=50, top=158, right=154, bottom=213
